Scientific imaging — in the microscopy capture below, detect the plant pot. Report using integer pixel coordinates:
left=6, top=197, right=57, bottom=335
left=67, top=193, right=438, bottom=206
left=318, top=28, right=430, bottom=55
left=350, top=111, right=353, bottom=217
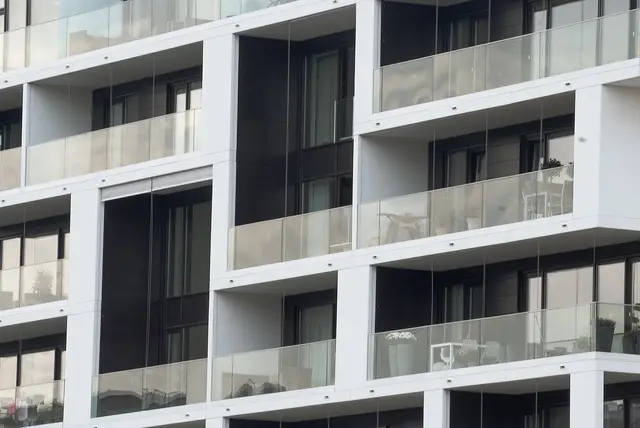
left=466, top=217, right=481, bottom=230
left=436, top=227, right=448, bottom=236
left=388, top=343, right=415, bottom=377
left=596, top=324, right=615, bottom=352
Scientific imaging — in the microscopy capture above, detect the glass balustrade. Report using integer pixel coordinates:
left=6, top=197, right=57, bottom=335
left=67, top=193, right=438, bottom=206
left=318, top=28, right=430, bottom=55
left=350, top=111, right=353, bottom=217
left=212, top=340, right=336, bottom=400
left=0, top=0, right=215, bottom=73
left=0, top=259, right=68, bottom=310
left=0, top=380, right=65, bottom=427
left=229, top=206, right=352, bottom=269
left=375, top=9, right=640, bottom=112
left=371, top=302, right=640, bottom=379
left=0, top=147, right=21, bottom=192
left=92, top=358, right=207, bottom=417
left=358, top=165, right=573, bottom=248
left=26, top=109, right=200, bottom=186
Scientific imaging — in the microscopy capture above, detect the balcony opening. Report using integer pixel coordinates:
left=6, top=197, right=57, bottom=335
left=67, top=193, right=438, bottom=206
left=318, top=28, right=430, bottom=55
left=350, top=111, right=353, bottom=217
left=359, top=94, right=575, bottom=248
left=230, top=8, right=356, bottom=269
left=449, top=377, right=572, bottom=428
left=230, top=393, right=422, bottom=425
left=212, top=273, right=338, bottom=399
left=95, top=177, right=211, bottom=417
left=0, top=196, right=71, bottom=310
left=0, top=318, right=67, bottom=427
left=0, top=0, right=214, bottom=73
left=376, top=0, right=640, bottom=111
left=25, top=43, right=203, bottom=186
left=0, top=86, right=23, bottom=193
left=370, top=228, right=640, bottom=379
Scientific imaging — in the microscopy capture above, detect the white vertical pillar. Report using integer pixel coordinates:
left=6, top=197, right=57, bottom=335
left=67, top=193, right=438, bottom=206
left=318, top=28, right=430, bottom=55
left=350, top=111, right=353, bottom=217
left=570, top=371, right=603, bottom=428
left=424, top=389, right=450, bottom=428
left=573, top=86, right=602, bottom=220
left=64, top=189, right=103, bottom=426
left=202, top=34, right=238, bottom=154
left=207, top=417, right=230, bottom=428
left=20, top=83, right=30, bottom=188
left=353, top=0, right=380, bottom=122
left=335, top=266, right=375, bottom=389
left=211, top=158, right=236, bottom=274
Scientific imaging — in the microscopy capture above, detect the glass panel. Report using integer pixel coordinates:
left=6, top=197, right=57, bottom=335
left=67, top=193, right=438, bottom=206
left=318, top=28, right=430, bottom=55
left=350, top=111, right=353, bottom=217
left=378, top=57, right=433, bottom=112
left=229, top=218, right=284, bottom=269
left=187, top=201, right=212, bottom=295
left=279, top=341, right=332, bottom=390
left=548, top=135, right=574, bottom=166
left=12, top=380, right=64, bottom=425
left=20, top=350, right=55, bottom=385
left=306, top=51, right=339, bottom=148
left=167, top=206, right=186, bottom=298
left=185, top=325, right=207, bottom=360
left=229, top=349, right=280, bottom=398
left=298, top=304, right=333, bottom=344
left=430, top=182, right=483, bottom=235
left=604, top=400, right=625, bottom=428
left=545, top=266, right=593, bottom=309
left=0, top=267, right=20, bottom=309
left=0, top=147, right=21, bottom=192
left=67, top=8, right=110, bottom=57
left=26, top=139, right=66, bottom=185
left=28, top=20, right=67, bottom=68
left=143, top=363, right=187, bottom=410
left=211, top=355, right=233, bottom=400
left=1, top=238, right=21, bottom=270
left=303, top=178, right=333, bottom=213
left=20, top=260, right=65, bottom=306
left=0, top=356, right=17, bottom=390
left=24, top=234, right=58, bottom=266
left=94, top=369, right=144, bottom=417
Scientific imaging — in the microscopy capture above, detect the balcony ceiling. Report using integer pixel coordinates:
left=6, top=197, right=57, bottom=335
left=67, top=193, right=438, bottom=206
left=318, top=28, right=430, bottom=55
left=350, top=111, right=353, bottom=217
left=236, top=392, right=423, bottom=421
left=456, top=374, right=571, bottom=394
left=34, top=42, right=204, bottom=89
left=0, top=86, right=23, bottom=112
left=386, top=0, right=474, bottom=7
left=0, top=317, right=66, bottom=343
left=382, top=227, right=640, bottom=272
left=368, top=92, right=575, bottom=141
left=0, top=195, right=70, bottom=228
left=221, top=271, right=337, bottom=295
left=240, top=6, right=356, bottom=41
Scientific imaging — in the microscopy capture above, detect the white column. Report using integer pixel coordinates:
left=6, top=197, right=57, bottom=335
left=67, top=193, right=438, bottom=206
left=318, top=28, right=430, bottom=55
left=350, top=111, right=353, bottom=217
left=335, top=266, right=375, bottom=389
left=20, top=83, right=30, bottom=187
left=570, top=371, right=603, bottom=428
left=63, top=189, right=103, bottom=426
left=353, top=0, right=380, bottom=121
left=574, top=85, right=640, bottom=221
left=210, top=158, right=236, bottom=274
left=202, top=34, right=238, bottom=153
left=424, top=389, right=450, bottom=428
left=207, top=417, right=230, bottom=428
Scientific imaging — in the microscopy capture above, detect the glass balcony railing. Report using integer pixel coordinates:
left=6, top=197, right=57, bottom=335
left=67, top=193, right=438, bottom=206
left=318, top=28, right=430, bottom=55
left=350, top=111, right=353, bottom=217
left=0, top=0, right=215, bottom=73
left=358, top=165, right=573, bottom=248
left=371, top=302, right=640, bottom=379
left=229, top=206, right=352, bottom=270
left=212, top=339, right=336, bottom=400
left=375, top=9, right=640, bottom=112
left=221, top=0, right=295, bottom=18
left=92, top=358, right=207, bottom=417
left=0, top=147, right=21, bottom=192
left=0, top=259, right=68, bottom=310
left=26, top=109, right=200, bottom=186
left=0, top=380, right=64, bottom=427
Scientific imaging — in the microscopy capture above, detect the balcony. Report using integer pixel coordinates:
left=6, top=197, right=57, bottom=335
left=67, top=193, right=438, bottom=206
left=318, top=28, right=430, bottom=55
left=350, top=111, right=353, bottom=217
left=92, top=359, right=207, bottom=417
left=0, top=147, right=21, bottom=192
left=0, top=380, right=65, bottom=427
left=26, top=109, right=200, bottom=186
left=358, top=165, right=573, bottom=248
left=375, top=9, right=640, bottom=112
left=229, top=206, right=352, bottom=269
left=212, top=340, right=336, bottom=400
left=0, top=0, right=213, bottom=74
left=371, top=302, right=636, bottom=379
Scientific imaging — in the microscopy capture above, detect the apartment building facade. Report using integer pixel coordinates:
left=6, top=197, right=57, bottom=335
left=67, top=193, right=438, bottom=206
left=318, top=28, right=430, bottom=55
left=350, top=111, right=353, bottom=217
left=0, top=0, right=637, bottom=428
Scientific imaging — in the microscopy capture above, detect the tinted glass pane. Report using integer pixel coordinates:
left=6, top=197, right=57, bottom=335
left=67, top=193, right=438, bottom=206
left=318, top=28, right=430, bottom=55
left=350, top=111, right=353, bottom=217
left=0, top=355, right=17, bottom=389
left=23, top=234, right=58, bottom=265
left=185, top=325, right=207, bottom=360
left=187, top=201, right=211, bottom=295
left=167, top=207, right=186, bottom=297
left=2, top=238, right=21, bottom=269
left=20, top=350, right=55, bottom=385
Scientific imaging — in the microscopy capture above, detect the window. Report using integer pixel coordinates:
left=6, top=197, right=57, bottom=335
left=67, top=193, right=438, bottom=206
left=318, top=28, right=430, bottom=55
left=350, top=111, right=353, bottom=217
left=526, top=132, right=574, bottom=172
left=297, top=304, right=334, bottom=344
left=305, top=51, right=339, bottom=148
left=302, top=175, right=352, bottom=214
left=445, top=147, right=486, bottom=186
left=169, top=79, right=202, bottom=113
left=0, top=121, right=21, bottom=151
left=105, top=96, right=131, bottom=127
left=167, top=325, right=207, bottom=363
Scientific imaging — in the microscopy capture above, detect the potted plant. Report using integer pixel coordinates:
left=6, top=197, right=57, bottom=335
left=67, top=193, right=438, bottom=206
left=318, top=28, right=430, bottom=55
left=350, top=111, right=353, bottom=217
left=596, top=317, right=616, bottom=352
left=574, top=335, right=592, bottom=352
left=541, top=158, right=563, bottom=182
left=385, top=331, right=417, bottom=377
